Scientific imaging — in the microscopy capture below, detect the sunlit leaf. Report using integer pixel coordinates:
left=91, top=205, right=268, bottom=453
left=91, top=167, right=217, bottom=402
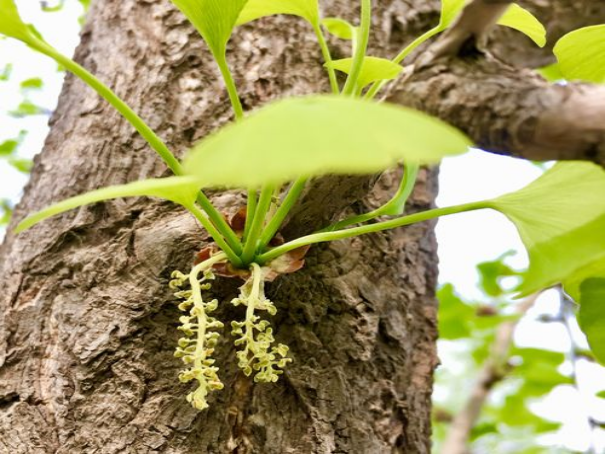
left=184, top=96, right=471, bottom=188
left=237, top=0, right=319, bottom=26
left=564, top=258, right=605, bottom=302
left=497, top=4, right=546, bottom=47
left=597, top=390, right=605, bottom=399
left=20, top=77, right=43, bottom=90
left=8, top=100, right=47, bottom=117
left=578, top=278, right=605, bottom=364
left=554, top=25, right=605, bottom=83
left=170, top=0, right=248, bottom=58
left=16, top=176, right=200, bottom=232
left=0, top=138, right=20, bottom=156
left=321, top=17, right=355, bottom=40
left=537, top=63, right=564, bottom=83
left=8, top=157, right=32, bottom=173
left=437, top=284, right=475, bottom=339
left=0, top=0, right=36, bottom=42
left=477, top=251, right=520, bottom=297
left=489, top=162, right=605, bottom=296
left=326, top=57, right=403, bottom=89
left=0, top=63, right=12, bottom=81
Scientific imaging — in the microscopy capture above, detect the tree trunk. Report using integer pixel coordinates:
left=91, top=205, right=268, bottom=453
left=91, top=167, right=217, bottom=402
left=0, top=1, right=441, bottom=452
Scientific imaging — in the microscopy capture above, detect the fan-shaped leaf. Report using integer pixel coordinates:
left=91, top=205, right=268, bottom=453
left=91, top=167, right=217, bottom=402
left=578, top=278, right=605, bottom=364
left=554, top=25, right=605, bottom=83
left=322, top=17, right=355, bottom=40
left=170, top=0, right=248, bottom=58
left=237, top=0, right=319, bottom=26
left=489, top=162, right=605, bottom=296
left=497, top=4, right=546, bottom=47
left=0, top=0, right=36, bottom=42
left=184, top=96, right=471, bottom=188
left=326, top=57, right=403, bottom=89
left=439, top=0, right=466, bottom=29
left=16, top=176, right=200, bottom=232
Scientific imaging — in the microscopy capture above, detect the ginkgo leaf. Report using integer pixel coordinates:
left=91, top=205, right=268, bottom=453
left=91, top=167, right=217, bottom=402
left=497, top=4, right=546, bottom=47
left=237, top=0, right=319, bottom=27
left=578, top=278, right=605, bottom=365
left=489, top=162, right=605, bottom=296
left=564, top=258, right=605, bottom=302
left=439, top=0, right=467, bottom=29
left=16, top=176, right=200, bottom=232
left=554, top=25, right=605, bottom=83
left=170, top=0, right=248, bottom=58
left=321, top=17, right=355, bottom=40
left=0, top=0, right=36, bottom=42
left=184, top=96, right=470, bottom=188
left=326, top=57, right=403, bottom=88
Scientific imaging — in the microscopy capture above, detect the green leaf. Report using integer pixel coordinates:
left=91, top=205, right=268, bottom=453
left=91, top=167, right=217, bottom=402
left=8, top=157, right=32, bottom=173
left=321, top=17, right=355, bottom=40
left=537, top=63, right=564, bottom=83
left=597, top=390, right=605, bottom=399
left=20, top=77, right=44, bottom=91
left=0, top=0, right=36, bottom=42
left=497, top=4, right=546, bottom=48
left=237, top=0, right=319, bottom=26
left=437, top=284, right=475, bottom=339
left=16, top=176, right=200, bottom=232
left=326, top=57, right=403, bottom=89
left=489, top=162, right=605, bottom=296
left=184, top=96, right=471, bottom=188
left=439, top=0, right=467, bottom=30
left=0, top=199, right=12, bottom=227
left=41, top=1, right=65, bottom=12
left=578, top=278, right=605, bottom=364
left=0, top=138, right=19, bottom=156
left=554, top=25, right=605, bottom=83
left=564, top=258, right=605, bottom=302
left=0, top=63, right=12, bottom=81
left=9, top=100, right=47, bottom=117
left=170, top=0, right=248, bottom=58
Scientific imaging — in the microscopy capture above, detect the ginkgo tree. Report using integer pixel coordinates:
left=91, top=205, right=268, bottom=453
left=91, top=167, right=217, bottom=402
left=1, top=0, right=604, bottom=413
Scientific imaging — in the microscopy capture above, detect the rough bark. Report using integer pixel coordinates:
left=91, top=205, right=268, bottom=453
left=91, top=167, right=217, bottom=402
left=0, top=1, right=441, bottom=453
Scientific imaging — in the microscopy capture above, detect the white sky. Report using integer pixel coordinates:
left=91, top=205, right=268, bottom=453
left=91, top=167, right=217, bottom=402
left=0, top=2, right=603, bottom=452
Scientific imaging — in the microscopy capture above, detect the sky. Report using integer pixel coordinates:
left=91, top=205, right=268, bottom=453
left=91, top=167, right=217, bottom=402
left=0, top=1, right=604, bottom=452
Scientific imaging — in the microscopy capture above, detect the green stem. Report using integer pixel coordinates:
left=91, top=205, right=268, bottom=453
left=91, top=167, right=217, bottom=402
left=241, top=185, right=275, bottom=265
left=323, top=163, right=419, bottom=231
left=31, top=39, right=242, bottom=254
left=216, top=54, right=245, bottom=121
left=189, top=205, right=243, bottom=267
left=244, top=188, right=258, bottom=242
left=258, top=201, right=490, bottom=264
left=313, top=24, right=340, bottom=94
left=341, top=0, right=372, bottom=96
left=364, top=26, right=440, bottom=100
left=258, top=178, right=307, bottom=251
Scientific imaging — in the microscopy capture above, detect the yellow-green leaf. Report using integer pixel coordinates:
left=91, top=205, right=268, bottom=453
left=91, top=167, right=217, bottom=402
left=16, top=176, right=200, bottom=232
left=578, top=278, right=605, bottom=365
left=497, top=4, right=546, bottom=47
left=184, top=96, right=470, bottom=188
left=489, top=162, right=605, bottom=296
left=326, top=57, right=403, bottom=89
left=554, top=25, right=605, bottom=83
left=564, top=258, right=605, bottom=302
left=439, top=0, right=466, bottom=30
left=321, top=17, right=355, bottom=40
left=0, top=0, right=36, bottom=42
left=170, top=0, right=248, bottom=58
left=237, top=0, right=319, bottom=27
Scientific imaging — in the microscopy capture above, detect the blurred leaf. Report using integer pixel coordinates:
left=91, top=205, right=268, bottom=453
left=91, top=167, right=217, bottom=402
left=322, top=17, right=355, bottom=40
left=490, top=162, right=605, bottom=296
left=497, top=4, right=546, bottom=47
left=40, top=0, right=65, bottom=12
left=554, top=25, right=605, bottom=83
left=184, top=96, right=470, bottom=188
left=597, top=390, right=605, bottom=399
left=0, top=0, right=37, bottom=42
left=537, top=63, right=564, bottom=83
left=578, top=278, right=605, bottom=364
left=439, top=0, right=466, bottom=30
left=20, top=77, right=44, bottom=91
left=170, top=0, right=248, bottom=59
left=0, top=130, right=26, bottom=156
left=326, top=57, right=403, bottom=89
left=0, top=63, right=12, bottom=81
left=0, top=199, right=12, bottom=226
left=9, top=100, right=48, bottom=117
left=477, top=251, right=520, bottom=297
left=438, top=284, right=475, bottom=339
left=8, top=157, right=32, bottom=173
left=470, top=422, right=498, bottom=440
left=16, top=176, right=200, bottom=232
left=237, top=0, right=319, bottom=26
